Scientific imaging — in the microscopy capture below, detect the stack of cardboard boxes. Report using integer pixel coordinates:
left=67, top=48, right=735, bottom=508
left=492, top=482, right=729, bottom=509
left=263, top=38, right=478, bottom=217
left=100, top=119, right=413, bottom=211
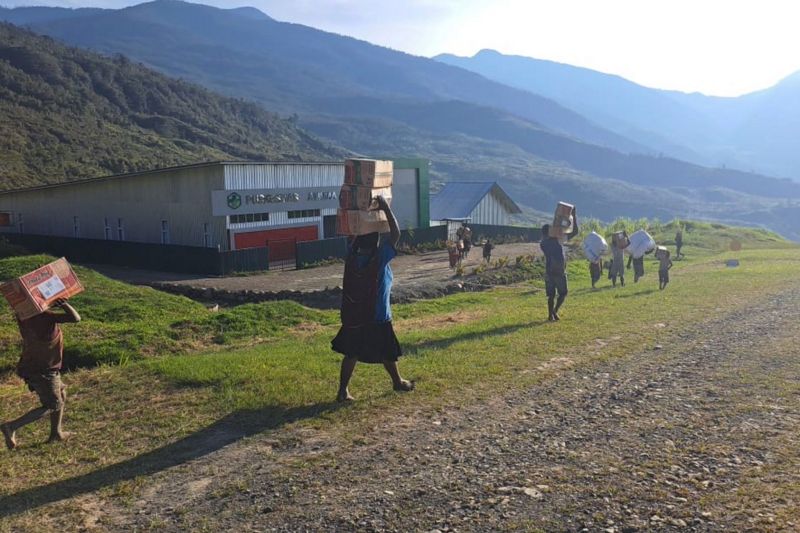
left=336, top=159, right=393, bottom=235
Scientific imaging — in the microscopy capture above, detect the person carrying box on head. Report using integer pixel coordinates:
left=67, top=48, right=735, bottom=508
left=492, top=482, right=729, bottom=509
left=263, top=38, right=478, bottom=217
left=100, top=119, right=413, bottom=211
left=540, top=204, right=579, bottom=322
left=332, top=196, right=414, bottom=402
left=2, top=298, right=81, bottom=450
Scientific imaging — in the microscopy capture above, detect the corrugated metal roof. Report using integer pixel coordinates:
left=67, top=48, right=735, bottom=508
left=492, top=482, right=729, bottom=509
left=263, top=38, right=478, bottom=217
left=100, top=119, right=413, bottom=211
left=430, top=181, right=522, bottom=220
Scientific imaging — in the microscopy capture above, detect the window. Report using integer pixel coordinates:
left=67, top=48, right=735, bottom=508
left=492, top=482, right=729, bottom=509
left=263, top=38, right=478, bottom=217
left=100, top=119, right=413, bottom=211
left=17, top=213, right=23, bottom=234
left=73, top=216, right=80, bottom=238
left=229, top=212, right=269, bottom=224
left=288, top=209, right=321, bottom=219
left=104, top=217, right=111, bottom=240
left=203, top=223, right=211, bottom=247
left=117, top=218, right=125, bottom=240
left=160, top=220, right=170, bottom=244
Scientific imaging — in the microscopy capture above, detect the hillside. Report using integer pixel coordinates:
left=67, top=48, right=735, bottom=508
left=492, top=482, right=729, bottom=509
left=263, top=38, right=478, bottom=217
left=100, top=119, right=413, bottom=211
left=0, top=22, right=340, bottom=189
left=2, top=2, right=800, bottom=240
left=436, top=49, right=800, bottom=180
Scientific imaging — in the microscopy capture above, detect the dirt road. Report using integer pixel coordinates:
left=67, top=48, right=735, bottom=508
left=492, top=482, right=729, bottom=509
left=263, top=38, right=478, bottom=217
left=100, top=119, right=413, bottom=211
left=78, top=289, right=800, bottom=531
left=93, top=242, right=538, bottom=294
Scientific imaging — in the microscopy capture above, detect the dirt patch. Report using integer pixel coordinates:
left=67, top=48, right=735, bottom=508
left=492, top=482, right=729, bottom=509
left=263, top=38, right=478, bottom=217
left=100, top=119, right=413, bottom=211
left=394, top=310, right=488, bottom=333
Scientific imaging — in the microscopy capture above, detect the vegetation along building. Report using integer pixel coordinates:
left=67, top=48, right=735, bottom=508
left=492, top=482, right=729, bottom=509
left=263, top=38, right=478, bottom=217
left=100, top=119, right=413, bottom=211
left=0, top=159, right=430, bottom=255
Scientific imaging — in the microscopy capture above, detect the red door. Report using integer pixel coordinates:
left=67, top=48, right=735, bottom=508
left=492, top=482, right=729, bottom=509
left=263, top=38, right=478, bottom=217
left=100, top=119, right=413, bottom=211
left=233, top=226, right=318, bottom=250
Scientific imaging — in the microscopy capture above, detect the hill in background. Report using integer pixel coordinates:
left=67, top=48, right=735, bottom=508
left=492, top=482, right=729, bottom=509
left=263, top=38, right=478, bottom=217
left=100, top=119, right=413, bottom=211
left=1, top=2, right=799, bottom=239
left=0, top=22, right=341, bottom=189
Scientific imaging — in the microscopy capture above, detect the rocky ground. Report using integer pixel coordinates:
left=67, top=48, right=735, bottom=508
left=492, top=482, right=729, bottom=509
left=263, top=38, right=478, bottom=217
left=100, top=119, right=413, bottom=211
left=74, top=288, right=800, bottom=531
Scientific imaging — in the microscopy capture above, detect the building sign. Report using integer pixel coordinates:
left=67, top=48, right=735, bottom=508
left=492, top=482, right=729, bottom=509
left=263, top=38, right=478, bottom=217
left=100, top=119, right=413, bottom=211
left=211, top=187, right=340, bottom=216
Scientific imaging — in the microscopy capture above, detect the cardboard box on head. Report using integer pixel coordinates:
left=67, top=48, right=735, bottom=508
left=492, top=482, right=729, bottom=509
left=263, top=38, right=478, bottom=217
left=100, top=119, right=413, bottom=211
left=344, top=159, right=393, bottom=188
left=339, top=186, right=392, bottom=211
left=0, top=257, right=83, bottom=320
left=336, top=208, right=390, bottom=236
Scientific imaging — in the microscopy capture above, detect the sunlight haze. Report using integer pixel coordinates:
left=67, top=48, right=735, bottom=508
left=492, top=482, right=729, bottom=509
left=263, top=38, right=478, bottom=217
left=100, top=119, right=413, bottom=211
left=2, top=0, right=800, bottom=95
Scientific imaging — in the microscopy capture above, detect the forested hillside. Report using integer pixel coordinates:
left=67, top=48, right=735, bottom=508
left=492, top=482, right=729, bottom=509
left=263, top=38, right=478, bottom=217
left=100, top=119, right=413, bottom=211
left=0, top=23, right=341, bottom=189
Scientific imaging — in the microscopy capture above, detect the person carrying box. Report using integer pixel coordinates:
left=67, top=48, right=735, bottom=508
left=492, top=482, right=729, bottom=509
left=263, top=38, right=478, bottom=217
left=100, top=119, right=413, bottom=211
left=2, top=298, right=81, bottom=450
left=331, top=196, right=414, bottom=402
left=540, top=205, right=579, bottom=321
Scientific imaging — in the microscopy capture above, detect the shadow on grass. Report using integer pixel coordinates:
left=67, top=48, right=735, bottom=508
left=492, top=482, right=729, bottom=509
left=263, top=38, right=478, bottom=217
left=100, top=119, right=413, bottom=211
left=0, top=401, right=341, bottom=518
left=404, top=320, right=543, bottom=355
left=612, top=288, right=658, bottom=299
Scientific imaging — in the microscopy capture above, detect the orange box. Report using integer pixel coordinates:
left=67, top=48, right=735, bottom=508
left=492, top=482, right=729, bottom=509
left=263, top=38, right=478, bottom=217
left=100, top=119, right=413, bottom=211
left=339, top=185, right=392, bottom=210
left=0, top=257, right=84, bottom=320
left=336, top=208, right=390, bottom=236
left=344, top=159, right=393, bottom=188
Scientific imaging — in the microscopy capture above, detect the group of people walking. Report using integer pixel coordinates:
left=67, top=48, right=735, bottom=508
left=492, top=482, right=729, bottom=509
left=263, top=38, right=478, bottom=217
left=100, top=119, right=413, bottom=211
left=2, top=199, right=684, bottom=448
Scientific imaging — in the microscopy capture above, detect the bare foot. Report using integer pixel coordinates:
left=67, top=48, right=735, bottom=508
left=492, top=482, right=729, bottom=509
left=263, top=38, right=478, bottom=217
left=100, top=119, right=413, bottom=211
left=393, top=380, right=415, bottom=392
left=1, top=424, right=16, bottom=450
left=47, top=431, right=72, bottom=444
left=336, top=391, right=355, bottom=403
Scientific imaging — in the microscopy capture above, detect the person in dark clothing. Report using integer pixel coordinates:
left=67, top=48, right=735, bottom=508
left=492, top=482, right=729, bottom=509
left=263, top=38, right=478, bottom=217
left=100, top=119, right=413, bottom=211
left=539, top=205, right=578, bottom=321
left=2, top=299, right=81, bottom=450
left=627, top=253, right=645, bottom=283
left=658, top=249, right=674, bottom=290
left=482, top=239, right=495, bottom=263
left=675, top=229, right=684, bottom=259
left=609, top=231, right=628, bottom=287
left=331, top=196, right=414, bottom=402
left=589, top=259, right=603, bottom=289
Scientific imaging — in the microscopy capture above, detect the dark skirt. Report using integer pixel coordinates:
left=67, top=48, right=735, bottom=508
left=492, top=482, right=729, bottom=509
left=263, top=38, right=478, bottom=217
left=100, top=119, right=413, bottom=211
left=331, top=321, right=402, bottom=364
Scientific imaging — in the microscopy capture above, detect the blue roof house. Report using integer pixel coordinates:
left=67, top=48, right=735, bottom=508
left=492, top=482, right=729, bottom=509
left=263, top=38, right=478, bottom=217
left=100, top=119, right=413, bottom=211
left=430, top=181, right=522, bottom=226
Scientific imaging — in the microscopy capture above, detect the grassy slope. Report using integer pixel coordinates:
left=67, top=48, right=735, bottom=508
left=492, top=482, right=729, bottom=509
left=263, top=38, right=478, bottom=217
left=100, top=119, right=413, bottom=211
left=0, top=255, right=336, bottom=372
left=0, top=224, right=798, bottom=527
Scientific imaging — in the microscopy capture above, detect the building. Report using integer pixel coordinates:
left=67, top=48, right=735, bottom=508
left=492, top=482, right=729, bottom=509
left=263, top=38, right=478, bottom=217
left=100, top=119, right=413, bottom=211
left=430, top=181, right=522, bottom=227
left=0, top=159, right=430, bottom=257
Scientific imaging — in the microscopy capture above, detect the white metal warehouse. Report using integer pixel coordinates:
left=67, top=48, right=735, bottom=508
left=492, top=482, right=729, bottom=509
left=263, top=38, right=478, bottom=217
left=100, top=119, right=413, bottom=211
left=0, top=160, right=430, bottom=256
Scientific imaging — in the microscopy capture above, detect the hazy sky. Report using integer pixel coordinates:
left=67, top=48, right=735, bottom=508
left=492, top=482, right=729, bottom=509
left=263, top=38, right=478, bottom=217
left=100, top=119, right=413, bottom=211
left=3, top=0, right=799, bottom=96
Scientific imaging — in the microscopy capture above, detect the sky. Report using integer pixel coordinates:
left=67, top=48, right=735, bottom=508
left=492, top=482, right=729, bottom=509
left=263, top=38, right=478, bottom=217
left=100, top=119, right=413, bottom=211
left=3, top=0, right=800, bottom=96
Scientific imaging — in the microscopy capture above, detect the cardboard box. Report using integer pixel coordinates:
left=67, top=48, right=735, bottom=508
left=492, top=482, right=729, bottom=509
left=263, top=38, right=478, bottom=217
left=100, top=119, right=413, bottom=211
left=553, top=201, right=574, bottom=232
left=336, top=208, right=390, bottom=236
left=344, top=159, right=393, bottom=188
left=339, top=185, right=392, bottom=210
left=0, top=257, right=83, bottom=320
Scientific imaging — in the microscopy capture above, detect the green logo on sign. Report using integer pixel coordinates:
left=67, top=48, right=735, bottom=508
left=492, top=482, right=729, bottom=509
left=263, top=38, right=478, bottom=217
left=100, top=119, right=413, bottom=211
left=227, top=192, right=242, bottom=210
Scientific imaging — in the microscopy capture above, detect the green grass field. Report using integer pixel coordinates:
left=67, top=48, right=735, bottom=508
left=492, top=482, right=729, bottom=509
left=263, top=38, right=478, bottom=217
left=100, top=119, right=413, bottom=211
left=0, top=222, right=798, bottom=528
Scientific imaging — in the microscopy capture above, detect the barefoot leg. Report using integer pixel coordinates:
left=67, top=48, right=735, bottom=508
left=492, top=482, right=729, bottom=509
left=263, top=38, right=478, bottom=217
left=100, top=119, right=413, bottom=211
left=337, top=357, right=357, bottom=402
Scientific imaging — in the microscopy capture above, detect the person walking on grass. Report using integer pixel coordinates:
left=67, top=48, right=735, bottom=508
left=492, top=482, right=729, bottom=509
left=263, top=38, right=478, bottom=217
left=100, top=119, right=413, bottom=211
left=589, top=258, right=603, bottom=289
left=483, top=238, right=495, bottom=263
left=627, top=252, right=646, bottom=283
left=675, top=229, right=684, bottom=259
left=2, top=299, right=81, bottom=450
left=658, top=249, right=674, bottom=290
left=540, top=205, right=579, bottom=321
left=332, top=196, right=414, bottom=402
left=609, top=231, right=628, bottom=287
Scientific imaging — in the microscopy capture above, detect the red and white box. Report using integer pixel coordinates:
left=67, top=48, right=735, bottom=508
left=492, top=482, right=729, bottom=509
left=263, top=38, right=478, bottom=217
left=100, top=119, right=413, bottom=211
left=1, top=257, right=84, bottom=320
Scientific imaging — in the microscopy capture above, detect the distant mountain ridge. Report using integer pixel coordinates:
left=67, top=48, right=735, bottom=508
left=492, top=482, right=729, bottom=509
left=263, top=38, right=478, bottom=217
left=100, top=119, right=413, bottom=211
left=435, top=49, right=800, bottom=180
left=1, top=1, right=799, bottom=239
left=0, top=22, right=340, bottom=189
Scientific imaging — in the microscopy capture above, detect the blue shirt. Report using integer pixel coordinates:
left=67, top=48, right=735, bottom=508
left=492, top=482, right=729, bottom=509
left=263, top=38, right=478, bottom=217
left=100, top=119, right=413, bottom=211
left=355, top=241, right=397, bottom=323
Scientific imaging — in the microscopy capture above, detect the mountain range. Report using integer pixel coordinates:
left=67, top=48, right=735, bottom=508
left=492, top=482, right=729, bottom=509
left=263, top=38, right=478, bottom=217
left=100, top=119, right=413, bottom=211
left=436, top=49, right=800, bottom=180
left=1, top=0, right=799, bottom=238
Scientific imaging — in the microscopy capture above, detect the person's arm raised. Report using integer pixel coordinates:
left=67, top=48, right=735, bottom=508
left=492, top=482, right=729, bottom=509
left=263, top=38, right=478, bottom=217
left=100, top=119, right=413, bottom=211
left=52, top=298, right=81, bottom=323
left=376, top=195, right=400, bottom=248
left=567, top=206, right=579, bottom=240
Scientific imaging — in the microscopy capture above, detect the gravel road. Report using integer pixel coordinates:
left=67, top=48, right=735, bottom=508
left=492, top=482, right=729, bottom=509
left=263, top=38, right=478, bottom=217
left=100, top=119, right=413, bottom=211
left=90, top=288, right=800, bottom=531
